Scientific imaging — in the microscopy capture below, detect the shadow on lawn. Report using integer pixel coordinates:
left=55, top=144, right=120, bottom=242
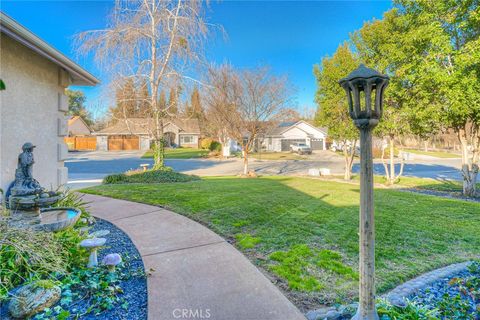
left=83, top=176, right=480, bottom=310
left=353, top=163, right=462, bottom=181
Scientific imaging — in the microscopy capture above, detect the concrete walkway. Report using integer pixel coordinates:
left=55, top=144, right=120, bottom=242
left=82, top=193, right=305, bottom=320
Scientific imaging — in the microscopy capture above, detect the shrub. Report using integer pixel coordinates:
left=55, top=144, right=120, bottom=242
left=210, top=141, right=222, bottom=152
left=200, top=138, right=213, bottom=150
left=0, top=222, right=88, bottom=298
left=200, top=138, right=222, bottom=152
left=377, top=299, right=439, bottom=319
left=54, top=189, right=91, bottom=221
left=103, top=167, right=200, bottom=184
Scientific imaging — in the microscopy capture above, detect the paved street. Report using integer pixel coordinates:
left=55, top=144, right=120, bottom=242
left=66, top=150, right=463, bottom=189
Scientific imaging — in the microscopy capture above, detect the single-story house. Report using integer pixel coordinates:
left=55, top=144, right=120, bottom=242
left=263, top=120, right=328, bottom=152
left=64, top=116, right=96, bottom=151
left=95, top=118, right=201, bottom=151
left=68, top=116, right=92, bottom=136
left=0, top=12, right=98, bottom=195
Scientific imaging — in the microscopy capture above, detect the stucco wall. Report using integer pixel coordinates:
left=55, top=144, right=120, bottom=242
left=0, top=35, right=69, bottom=196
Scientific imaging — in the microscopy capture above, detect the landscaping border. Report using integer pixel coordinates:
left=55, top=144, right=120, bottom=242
left=385, top=261, right=471, bottom=307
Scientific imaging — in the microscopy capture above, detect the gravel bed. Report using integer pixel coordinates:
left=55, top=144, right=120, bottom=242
left=73, top=218, right=148, bottom=320
left=409, top=267, right=479, bottom=315
left=401, top=188, right=480, bottom=203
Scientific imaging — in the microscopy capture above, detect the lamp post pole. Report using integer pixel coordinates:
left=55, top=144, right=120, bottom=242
left=339, top=64, right=389, bottom=320
left=356, top=118, right=378, bottom=320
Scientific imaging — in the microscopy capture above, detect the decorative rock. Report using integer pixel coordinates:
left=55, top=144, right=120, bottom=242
left=80, top=237, right=106, bottom=268
left=102, top=253, right=122, bottom=272
left=385, top=261, right=470, bottom=306
left=8, top=281, right=61, bottom=319
left=89, top=229, right=110, bottom=238
left=325, top=310, right=341, bottom=319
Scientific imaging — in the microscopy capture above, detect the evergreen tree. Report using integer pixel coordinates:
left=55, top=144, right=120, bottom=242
left=65, top=89, right=93, bottom=125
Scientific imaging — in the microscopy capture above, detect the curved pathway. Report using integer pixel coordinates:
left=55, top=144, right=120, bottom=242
left=81, top=193, right=305, bottom=320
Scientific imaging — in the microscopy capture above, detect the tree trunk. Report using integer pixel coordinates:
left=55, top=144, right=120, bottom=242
left=343, top=140, right=356, bottom=180
left=389, top=135, right=395, bottom=184
left=243, top=149, right=249, bottom=175
left=458, top=128, right=479, bottom=197
left=153, top=113, right=165, bottom=170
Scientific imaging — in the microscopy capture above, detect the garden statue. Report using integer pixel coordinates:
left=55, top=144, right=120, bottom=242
left=6, top=143, right=81, bottom=232
left=10, top=142, right=43, bottom=196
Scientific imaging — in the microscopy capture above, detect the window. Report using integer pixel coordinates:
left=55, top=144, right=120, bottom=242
left=181, top=135, right=194, bottom=144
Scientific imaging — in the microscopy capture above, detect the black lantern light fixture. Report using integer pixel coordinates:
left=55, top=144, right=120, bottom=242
left=339, top=64, right=389, bottom=128
left=339, top=64, right=388, bottom=320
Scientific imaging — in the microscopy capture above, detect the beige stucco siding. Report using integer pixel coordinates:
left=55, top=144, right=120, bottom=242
left=0, top=35, right=68, bottom=194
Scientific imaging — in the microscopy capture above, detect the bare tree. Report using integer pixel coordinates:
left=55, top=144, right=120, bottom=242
left=203, top=64, right=241, bottom=157
left=206, top=65, right=292, bottom=174
left=76, top=0, right=213, bottom=169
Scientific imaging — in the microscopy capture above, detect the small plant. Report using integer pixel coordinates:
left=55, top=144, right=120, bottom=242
left=0, top=222, right=87, bottom=298
left=200, top=138, right=213, bottom=150
left=33, top=256, right=145, bottom=319
left=54, top=189, right=91, bottom=222
left=235, top=233, right=260, bottom=249
left=377, top=298, right=439, bottom=320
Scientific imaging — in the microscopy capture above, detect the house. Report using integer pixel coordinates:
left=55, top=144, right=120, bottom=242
left=95, top=118, right=201, bottom=151
left=68, top=116, right=92, bottom=136
left=64, top=116, right=96, bottom=151
left=263, top=120, right=327, bottom=152
left=0, top=12, right=99, bottom=194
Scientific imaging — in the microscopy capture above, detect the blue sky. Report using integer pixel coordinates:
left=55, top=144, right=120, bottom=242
left=2, top=0, right=392, bottom=115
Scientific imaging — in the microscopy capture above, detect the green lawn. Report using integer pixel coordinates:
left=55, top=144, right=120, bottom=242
left=403, top=148, right=461, bottom=159
left=83, top=177, right=480, bottom=310
left=142, top=148, right=209, bottom=159
left=249, top=152, right=307, bottom=160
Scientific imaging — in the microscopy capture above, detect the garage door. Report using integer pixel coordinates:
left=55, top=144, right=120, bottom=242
left=108, top=135, right=139, bottom=151
left=311, top=139, right=324, bottom=150
left=281, top=139, right=306, bottom=151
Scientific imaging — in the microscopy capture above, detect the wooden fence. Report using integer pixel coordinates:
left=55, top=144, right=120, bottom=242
left=64, top=136, right=97, bottom=151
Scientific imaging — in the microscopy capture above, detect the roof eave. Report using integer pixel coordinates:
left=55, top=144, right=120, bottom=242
left=0, top=12, right=99, bottom=86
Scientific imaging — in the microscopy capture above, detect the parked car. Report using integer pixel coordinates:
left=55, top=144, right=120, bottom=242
left=290, top=143, right=312, bottom=155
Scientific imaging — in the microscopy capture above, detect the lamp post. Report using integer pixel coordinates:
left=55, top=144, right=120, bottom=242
left=339, top=64, right=389, bottom=320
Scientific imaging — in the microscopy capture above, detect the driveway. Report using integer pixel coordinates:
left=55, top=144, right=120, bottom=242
left=66, top=150, right=463, bottom=189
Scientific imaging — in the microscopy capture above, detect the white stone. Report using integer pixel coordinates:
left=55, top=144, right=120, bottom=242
left=319, top=168, right=331, bottom=176
left=308, top=168, right=320, bottom=176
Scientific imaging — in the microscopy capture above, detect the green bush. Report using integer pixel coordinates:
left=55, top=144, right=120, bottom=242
left=54, top=189, right=91, bottom=221
left=377, top=299, right=439, bottom=319
left=200, top=138, right=222, bottom=152
left=103, top=167, right=200, bottom=184
left=210, top=141, right=222, bottom=152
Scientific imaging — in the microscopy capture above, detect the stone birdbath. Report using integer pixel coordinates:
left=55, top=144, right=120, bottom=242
left=80, top=238, right=106, bottom=268
left=6, top=143, right=81, bottom=232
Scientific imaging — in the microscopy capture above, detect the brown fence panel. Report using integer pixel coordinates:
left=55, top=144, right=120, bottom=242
left=64, top=137, right=96, bottom=151
left=64, top=137, right=75, bottom=150
left=75, top=137, right=97, bottom=150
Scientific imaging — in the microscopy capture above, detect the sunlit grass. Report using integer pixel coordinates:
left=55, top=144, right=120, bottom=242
left=83, top=176, right=480, bottom=309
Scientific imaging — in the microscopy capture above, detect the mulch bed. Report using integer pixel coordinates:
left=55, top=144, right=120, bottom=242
left=76, top=218, right=148, bottom=320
